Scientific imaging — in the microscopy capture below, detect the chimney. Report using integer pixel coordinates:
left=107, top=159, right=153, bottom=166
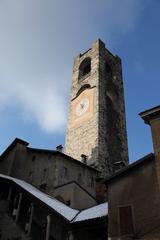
left=81, top=154, right=87, bottom=164
left=139, top=105, right=160, bottom=185
left=56, top=145, right=63, bottom=152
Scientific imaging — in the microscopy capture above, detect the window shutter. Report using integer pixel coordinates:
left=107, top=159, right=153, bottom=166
left=119, top=205, right=134, bottom=235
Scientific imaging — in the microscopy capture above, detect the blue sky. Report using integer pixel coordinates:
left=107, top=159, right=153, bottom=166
left=0, top=0, right=159, bottom=163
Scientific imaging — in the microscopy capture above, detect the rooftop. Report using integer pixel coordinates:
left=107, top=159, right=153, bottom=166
left=0, top=173, right=108, bottom=223
left=0, top=138, right=99, bottom=173
left=139, top=105, right=160, bottom=124
left=105, top=153, right=154, bottom=184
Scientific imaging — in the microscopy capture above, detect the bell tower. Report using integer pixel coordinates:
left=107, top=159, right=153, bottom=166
left=65, top=39, right=128, bottom=177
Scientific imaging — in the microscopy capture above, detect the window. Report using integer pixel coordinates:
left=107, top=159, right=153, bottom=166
left=64, top=167, right=68, bottom=178
left=41, top=168, right=47, bottom=182
left=29, top=171, right=33, bottom=182
left=55, top=195, right=65, bottom=203
left=119, top=205, right=134, bottom=236
left=40, top=183, right=47, bottom=191
left=32, top=155, right=36, bottom=162
left=105, top=62, right=113, bottom=86
left=105, top=62, right=112, bottom=74
left=87, top=175, right=94, bottom=188
left=90, top=176, right=94, bottom=188
left=60, top=167, right=68, bottom=179
left=78, top=57, right=91, bottom=80
left=66, top=200, right=71, bottom=206
left=77, top=173, right=83, bottom=185
left=43, top=168, right=47, bottom=177
left=48, top=154, right=52, bottom=159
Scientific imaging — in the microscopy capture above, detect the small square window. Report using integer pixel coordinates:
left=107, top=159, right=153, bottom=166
left=29, top=171, right=33, bottom=182
left=40, top=183, right=47, bottom=191
left=87, top=175, right=94, bottom=188
left=60, top=167, right=68, bottom=179
left=66, top=200, right=71, bottom=206
left=32, top=156, right=36, bottom=162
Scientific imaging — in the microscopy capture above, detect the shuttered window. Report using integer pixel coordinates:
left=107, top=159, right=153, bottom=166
left=119, top=205, right=134, bottom=236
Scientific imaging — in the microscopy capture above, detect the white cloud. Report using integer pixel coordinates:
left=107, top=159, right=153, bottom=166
left=0, top=0, right=146, bottom=133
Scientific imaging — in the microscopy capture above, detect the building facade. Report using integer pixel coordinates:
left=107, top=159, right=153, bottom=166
left=0, top=138, right=99, bottom=209
left=106, top=106, right=160, bottom=239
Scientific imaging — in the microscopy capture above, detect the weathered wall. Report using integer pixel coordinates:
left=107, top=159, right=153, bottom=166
left=54, top=153, right=98, bottom=197
left=6, top=147, right=57, bottom=196
left=0, top=142, right=26, bottom=176
left=108, top=160, right=160, bottom=239
left=54, top=182, right=97, bottom=210
left=73, top=183, right=96, bottom=209
left=0, top=143, right=98, bottom=199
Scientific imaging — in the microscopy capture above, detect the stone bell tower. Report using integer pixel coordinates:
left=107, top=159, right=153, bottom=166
left=65, top=39, right=128, bottom=177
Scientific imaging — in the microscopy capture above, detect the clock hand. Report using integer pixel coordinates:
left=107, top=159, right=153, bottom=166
left=80, top=103, right=84, bottom=109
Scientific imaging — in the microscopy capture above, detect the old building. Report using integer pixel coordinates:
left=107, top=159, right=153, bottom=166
left=0, top=138, right=99, bottom=210
left=0, top=173, right=107, bottom=240
left=65, top=39, right=128, bottom=178
left=106, top=106, right=160, bottom=239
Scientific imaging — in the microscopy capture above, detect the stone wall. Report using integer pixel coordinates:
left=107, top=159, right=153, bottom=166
left=65, top=41, right=99, bottom=168
left=65, top=39, right=128, bottom=178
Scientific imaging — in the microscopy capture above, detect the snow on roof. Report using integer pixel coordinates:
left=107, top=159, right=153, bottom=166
left=0, top=174, right=78, bottom=221
left=0, top=174, right=108, bottom=222
left=72, top=202, right=108, bottom=222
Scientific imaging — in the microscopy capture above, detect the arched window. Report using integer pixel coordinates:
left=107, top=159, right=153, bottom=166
left=78, top=57, right=91, bottom=80
left=105, top=62, right=112, bottom=84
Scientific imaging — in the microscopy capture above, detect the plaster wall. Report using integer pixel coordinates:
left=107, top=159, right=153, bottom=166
left=108, top=160, right=160, bottom=239
left=0, top=144, right=98, bottom=198
left=54, top=182, right=97, bottom=210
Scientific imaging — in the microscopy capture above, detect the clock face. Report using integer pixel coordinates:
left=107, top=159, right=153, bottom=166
left=70, top=88, right=94, bottom=127
left=76, top=98, right=89, bottom=117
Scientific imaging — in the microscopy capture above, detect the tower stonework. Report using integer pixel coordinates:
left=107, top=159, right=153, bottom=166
left=65, top=39, right=128, bottom=177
